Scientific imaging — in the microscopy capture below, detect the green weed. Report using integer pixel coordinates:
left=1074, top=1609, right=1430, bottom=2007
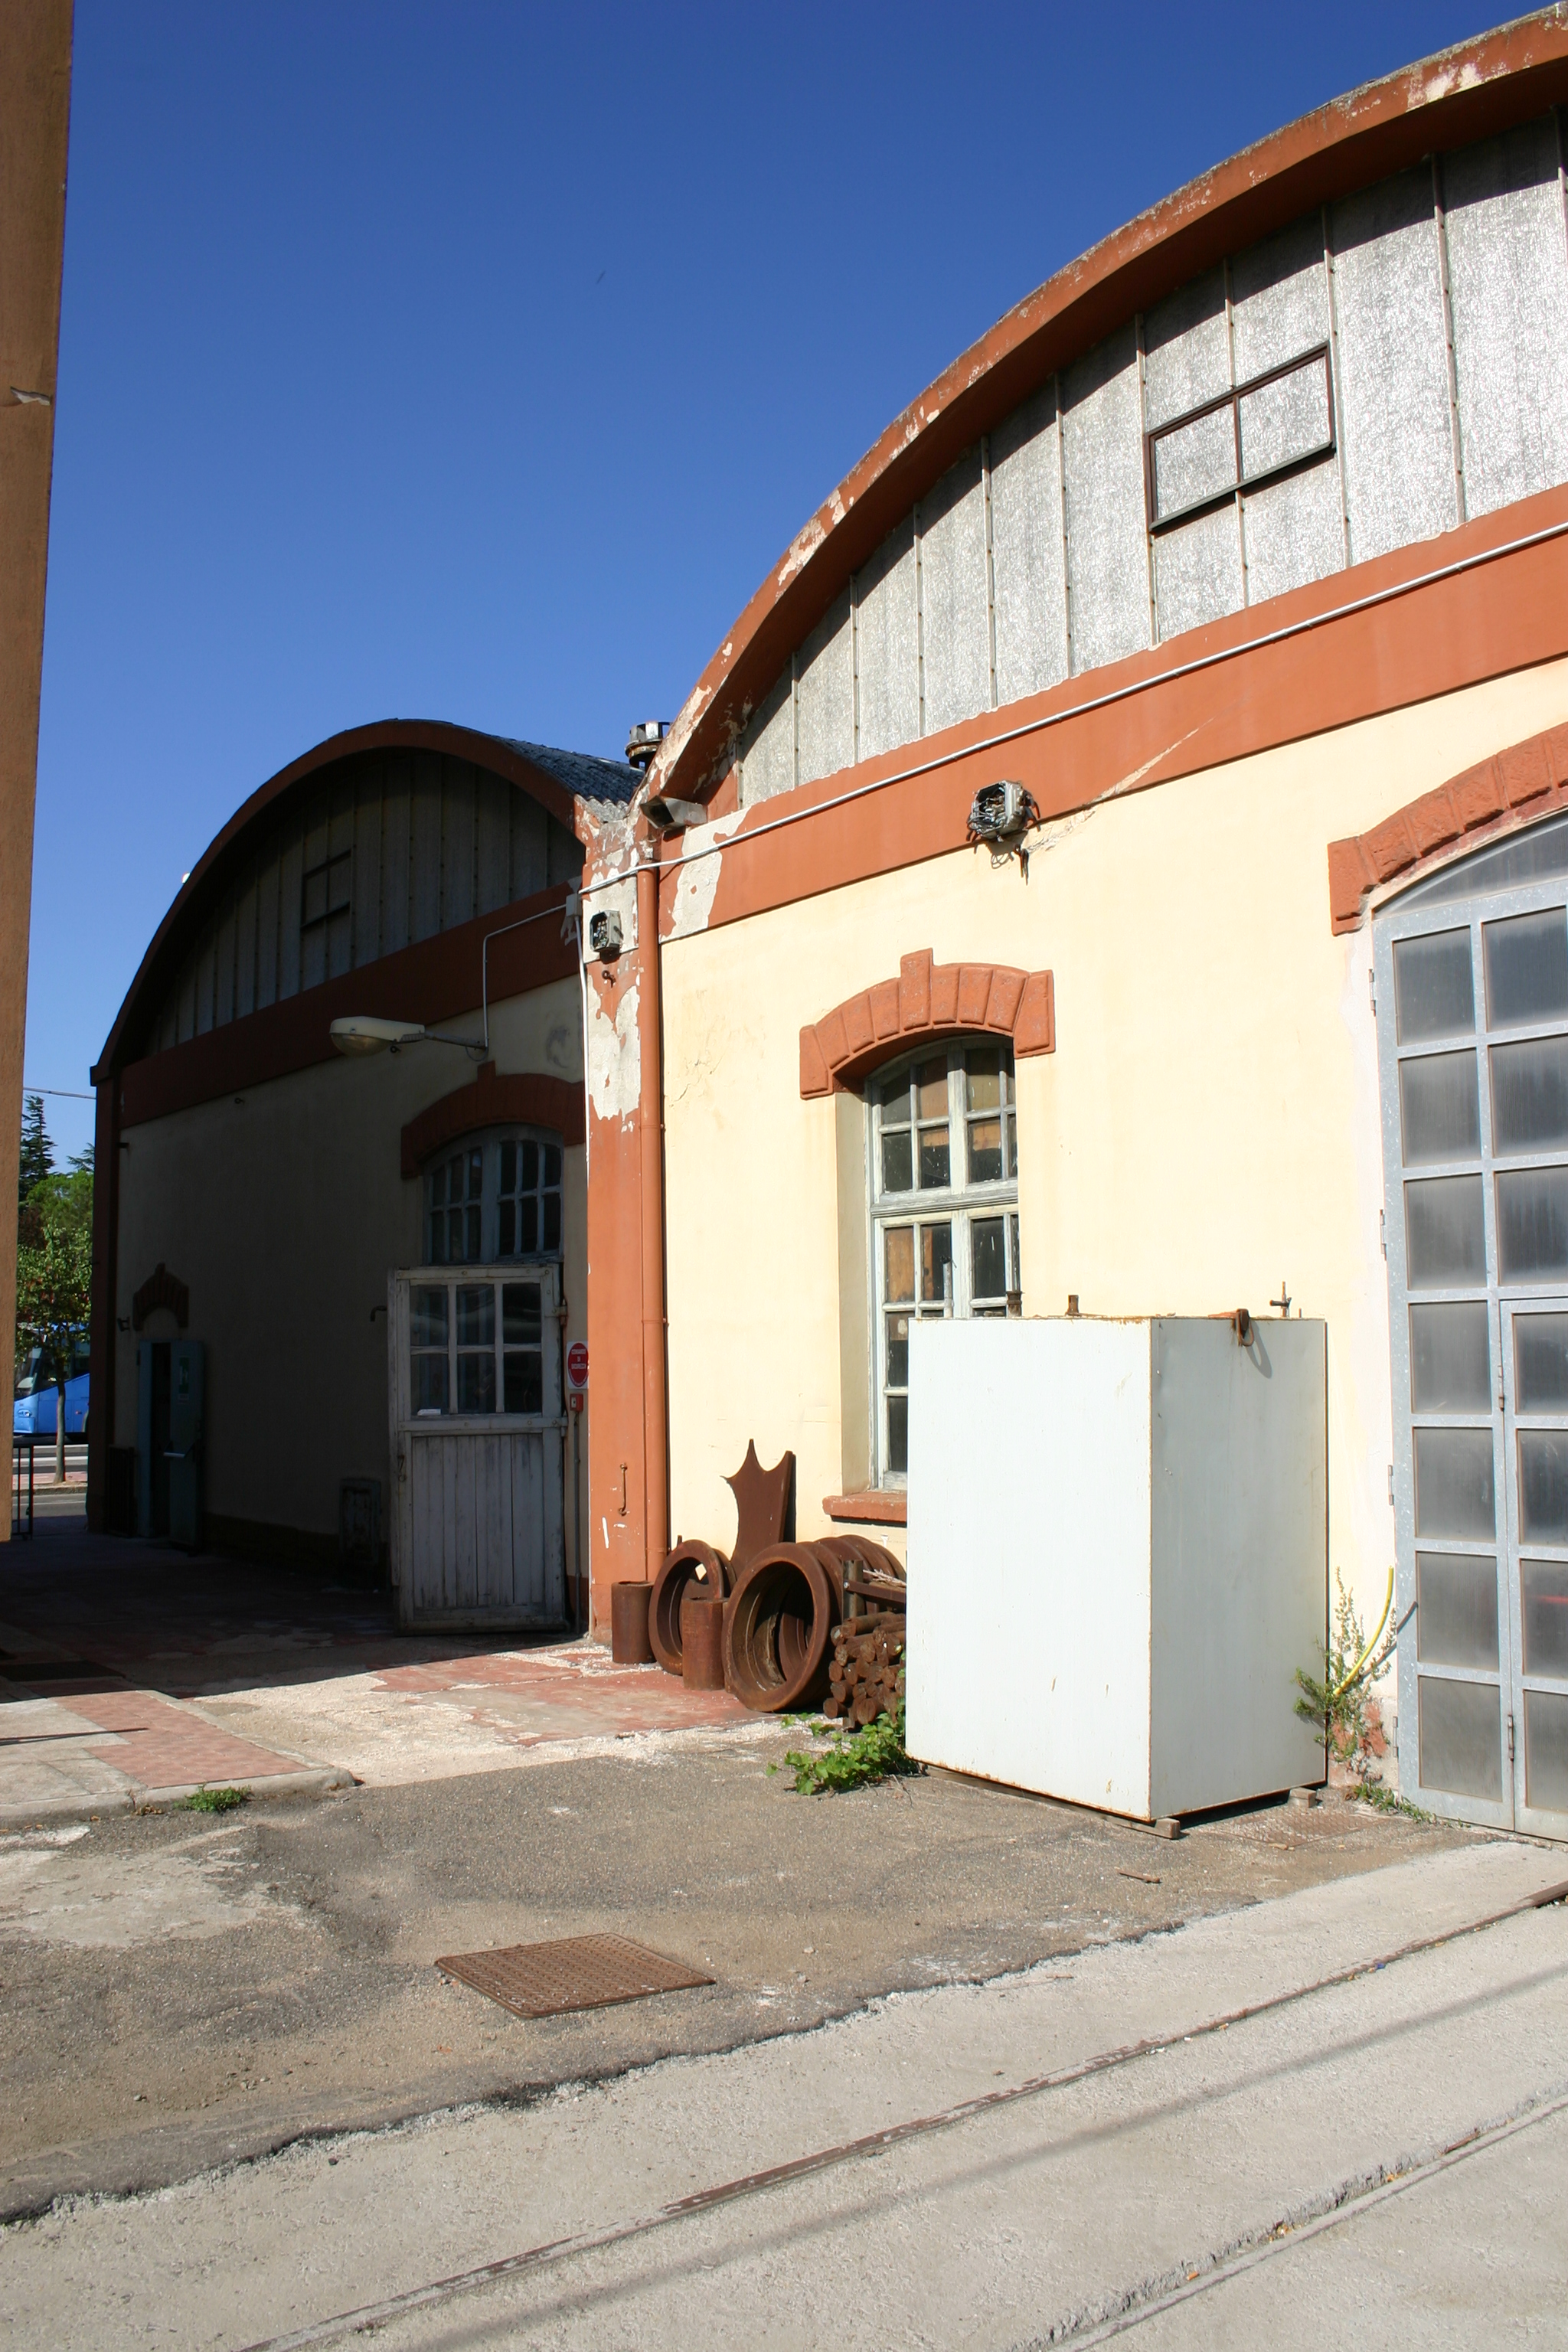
left=768, top=1693, right=921, bottom=1795
left=182, top=1785, right=249, bottom=1813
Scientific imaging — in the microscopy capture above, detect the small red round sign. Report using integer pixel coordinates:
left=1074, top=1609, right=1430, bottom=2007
left=566, top=1341, right=590, bottom=1392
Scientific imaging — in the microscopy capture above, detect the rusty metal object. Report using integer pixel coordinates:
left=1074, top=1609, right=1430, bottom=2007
left=648, top=1540, right=730, bottom=1675
left=610, top=1579, right=654, bottom=1664
left=724, top=1442, right=795, bottom=1576
left=850, top=1537, right=905, bottom=1581
left=436, top=1933, right=712, bottom=2020
left=680, top=1592, right=726, bottom=1690
left=722, top=1542, right=844, bottom=1712
left=823, top=1615, right=906, bottom=1724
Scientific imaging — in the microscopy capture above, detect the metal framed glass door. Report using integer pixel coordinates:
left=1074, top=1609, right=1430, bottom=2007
left=1376, top=819, right=1568, bottom=1838
left=1502, top=1298, right=1568, bottom=1831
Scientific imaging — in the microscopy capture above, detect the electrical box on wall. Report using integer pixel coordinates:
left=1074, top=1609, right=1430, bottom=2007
left=905, top=1315, right=1328, bottom=1821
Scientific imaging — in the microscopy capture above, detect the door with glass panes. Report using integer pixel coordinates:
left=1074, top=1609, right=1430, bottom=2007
left=1375, top=821, right=1568, bottom=1838
left=387, top=1264, right=565, bottom=1628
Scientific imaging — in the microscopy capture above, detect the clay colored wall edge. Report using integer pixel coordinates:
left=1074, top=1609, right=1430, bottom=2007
left=0, top=2, right=72, bottom=1541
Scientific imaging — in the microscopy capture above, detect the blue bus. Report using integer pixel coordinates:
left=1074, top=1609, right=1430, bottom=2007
left=14, top=1341, right=90, bottom=1439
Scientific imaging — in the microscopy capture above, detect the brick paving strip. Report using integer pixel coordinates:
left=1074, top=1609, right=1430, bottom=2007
left=67, top=1684, right=339, bottom=1795
left=0, top=1675, right=351, bottom=1821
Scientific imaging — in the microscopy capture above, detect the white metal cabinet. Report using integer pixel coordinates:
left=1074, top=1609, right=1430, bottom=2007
left=905, top=1315, right=1327, bottom=1820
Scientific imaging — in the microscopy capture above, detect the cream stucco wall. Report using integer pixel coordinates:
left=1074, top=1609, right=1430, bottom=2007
left=659, top=656, right=1568, bottom=1643
left=114, top=978, right=586, bottom=1553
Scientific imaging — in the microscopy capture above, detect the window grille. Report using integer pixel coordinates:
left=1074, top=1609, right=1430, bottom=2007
left=425, top=1129, right=563, bottom=1266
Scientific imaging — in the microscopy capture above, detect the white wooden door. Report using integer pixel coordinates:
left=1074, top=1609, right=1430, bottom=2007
left=388, top=1264, right=566, bottom=1628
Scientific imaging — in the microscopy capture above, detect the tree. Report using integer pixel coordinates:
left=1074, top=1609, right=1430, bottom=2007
left=16, top=1168, right=92, bottom=1485
left=18, top=1093, right=53, bottom=1207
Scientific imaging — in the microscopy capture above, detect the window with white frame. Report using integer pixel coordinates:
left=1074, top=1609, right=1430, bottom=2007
left=870, top=1041, right=1021, bottom=1482
left=425, top=1128, right=563, bottom=1266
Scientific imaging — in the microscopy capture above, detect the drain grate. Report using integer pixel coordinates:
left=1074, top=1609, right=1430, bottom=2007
left=435, top=1932, right=714, bottom=2020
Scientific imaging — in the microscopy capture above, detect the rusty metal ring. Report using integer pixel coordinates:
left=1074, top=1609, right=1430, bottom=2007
left=648, top=1540, right=730, bottom=1676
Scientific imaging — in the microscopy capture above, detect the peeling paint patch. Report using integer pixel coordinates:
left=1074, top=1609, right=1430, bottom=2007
left=586, top=974, right=641, bottom=1130
left=778, top=514, right=828, bottom=587
left=668, top=813, right=742, bottom=940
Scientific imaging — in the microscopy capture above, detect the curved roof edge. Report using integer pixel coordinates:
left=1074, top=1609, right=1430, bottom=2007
left=649, top=8, right=1568, bottom=805
left=95, top=718, right=638, bottom=1080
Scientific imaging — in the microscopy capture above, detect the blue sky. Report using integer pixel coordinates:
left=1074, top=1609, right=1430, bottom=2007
left=29, top=0, right=1498, bottom=1163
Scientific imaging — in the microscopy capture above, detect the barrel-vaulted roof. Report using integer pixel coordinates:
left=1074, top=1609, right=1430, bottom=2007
left=96, top=719, right=639, bottom=1078
left=646, top=10, right=1568, bottom=808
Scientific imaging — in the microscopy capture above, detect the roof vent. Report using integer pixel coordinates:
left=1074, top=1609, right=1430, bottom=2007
left=626, top=720, right=670, bottom=770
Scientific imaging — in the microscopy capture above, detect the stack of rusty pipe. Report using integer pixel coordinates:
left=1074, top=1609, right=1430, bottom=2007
left=825, top=1613, right=906, bottom=1724
left=649, top=1530, right=905, bottom=1716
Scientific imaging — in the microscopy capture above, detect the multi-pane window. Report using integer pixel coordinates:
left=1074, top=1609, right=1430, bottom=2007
left=409, top=1276, right=545, bottom=1419
left=871, top=1042, right=1021, bottom=1483
left=425, top=1129, right=563, bottom=1266
left=498, top=1137, right=563, bottom=1257
left=429, top=1147, right=485, bottom=1264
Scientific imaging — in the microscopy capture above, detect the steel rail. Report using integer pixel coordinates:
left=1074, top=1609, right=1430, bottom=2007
left=1061, top=2085, right=1568, bottom=2346
left=237, top=1873, right=1568, bottom=2352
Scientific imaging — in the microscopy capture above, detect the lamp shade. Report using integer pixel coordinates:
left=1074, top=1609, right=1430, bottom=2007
left=329, top=1015, right=426, bottom=1057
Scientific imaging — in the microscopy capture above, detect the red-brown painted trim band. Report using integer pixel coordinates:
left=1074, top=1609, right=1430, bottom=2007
left=823, top=1491, right=907, bottom=1527
left=652, top=13, right=1568, bottom=805
left=801, top=951, right=1054, bottom=1098
left=400, top=1063, right=585, bottom=1178
left=1327, top=722, right=1568, bottom=931
left=112, top=880, right=577, bottom=1130
left=657, top=488, right=1568, bottom=947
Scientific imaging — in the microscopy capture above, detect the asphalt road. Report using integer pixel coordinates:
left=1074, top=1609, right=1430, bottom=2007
left=0, top=1727, right=1463, bottom=2219
left=4, top=1838, right=1562, bottom=2350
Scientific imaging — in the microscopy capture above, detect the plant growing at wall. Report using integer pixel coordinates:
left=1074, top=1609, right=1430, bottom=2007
left=771, top=1689, right=922, bottom=1796
left=1294, top=1566, right=1396, bottom=1774
left=15, top=1167, right=92, bottom=1485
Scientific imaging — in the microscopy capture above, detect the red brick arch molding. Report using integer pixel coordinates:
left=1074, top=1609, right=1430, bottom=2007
left=131, top=1262, right=188, bottom=1332
left=799, top=950, right=1054, bottom=1099
left=400, top=1063, right=584, bottom=1178
left=1327, top=723, right=1568, bottom=935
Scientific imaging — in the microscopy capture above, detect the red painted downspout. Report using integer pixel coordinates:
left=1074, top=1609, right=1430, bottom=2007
left=636, top=844, right=669, bottom=1576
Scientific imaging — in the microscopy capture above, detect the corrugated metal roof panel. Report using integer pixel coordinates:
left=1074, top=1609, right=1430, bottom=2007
left=501, top=737, right=641, bottom=809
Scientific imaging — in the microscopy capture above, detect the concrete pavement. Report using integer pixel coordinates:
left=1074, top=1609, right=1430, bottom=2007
left=0, top=1715, right=1465, bottom=2218
left=0, top=1514, right=750, bottom=1822
left=3, top=1839, right=1562, bottom=2349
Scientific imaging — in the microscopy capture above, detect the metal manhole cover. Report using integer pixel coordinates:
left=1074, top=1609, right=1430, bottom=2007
left=435, top=1933, right=714, bottom=2020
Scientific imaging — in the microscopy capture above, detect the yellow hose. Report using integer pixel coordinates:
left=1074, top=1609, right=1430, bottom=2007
left=1329, top=1565, right=1395, bottom=1703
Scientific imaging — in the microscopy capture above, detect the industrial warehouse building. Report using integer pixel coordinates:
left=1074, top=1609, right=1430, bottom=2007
left=91, top=17, right=1568, bottom=1838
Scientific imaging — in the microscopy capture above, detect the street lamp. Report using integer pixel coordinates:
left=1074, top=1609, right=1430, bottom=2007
left=328, top=889, right=582, bottom=1066
left=329, top=1014, right=487, bottom=1060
